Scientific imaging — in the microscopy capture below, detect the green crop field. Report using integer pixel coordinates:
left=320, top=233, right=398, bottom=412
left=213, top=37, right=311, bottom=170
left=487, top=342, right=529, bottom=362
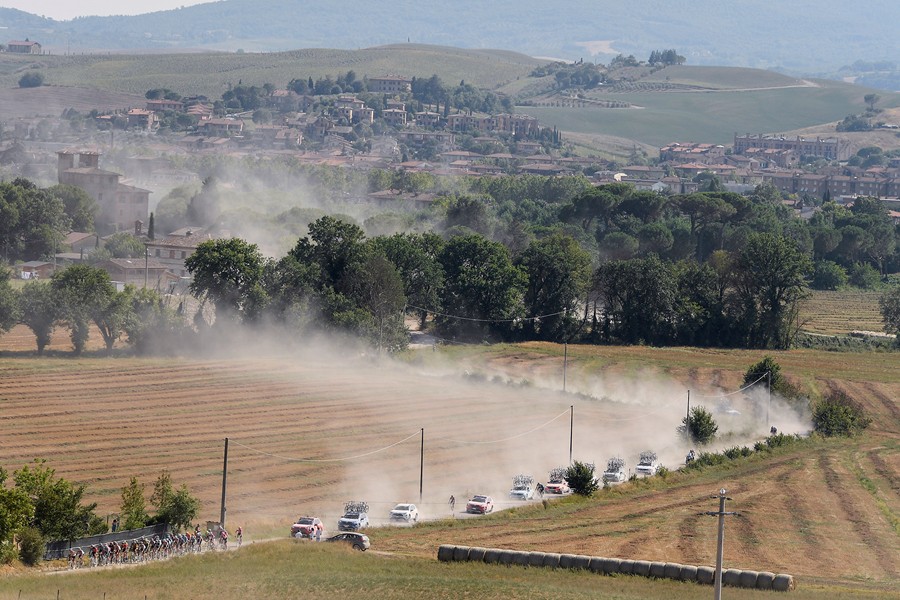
left=521, top=79, right=900, bottom=146
left=0, top=44, right=544, bottom=98
left=640, top=65, right=809, bottom=90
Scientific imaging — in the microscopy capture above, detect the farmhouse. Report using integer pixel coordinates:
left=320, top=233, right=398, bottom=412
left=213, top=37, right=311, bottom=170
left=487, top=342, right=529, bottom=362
left=367, top=76, right=412, bottom=94
left=95, top=258, right=176, bottom=289
left=145, top=227, right=216, bottom=278
left=57, top=150, right=150, bottom=234
left=7, top=39, right=41, bottom=54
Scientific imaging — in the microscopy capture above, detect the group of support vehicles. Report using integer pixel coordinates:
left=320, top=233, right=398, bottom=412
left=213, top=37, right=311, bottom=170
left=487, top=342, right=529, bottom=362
left=292, top=455, right=666, bottom=545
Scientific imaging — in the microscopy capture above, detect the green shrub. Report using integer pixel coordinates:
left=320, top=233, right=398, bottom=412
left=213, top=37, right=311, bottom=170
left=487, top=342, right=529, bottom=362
left=18, top=72, right=44, bottom=88
left=18, top=527, right=44, bottom=566
left=813, top=391, right=871, bottom=436
left=678, top=406, right=718, bottom=445
left=848, top=263, right=880, bottom=289
left=811, top=261, right=848, bottom=290
left=565, top=460, right=599, bottom=496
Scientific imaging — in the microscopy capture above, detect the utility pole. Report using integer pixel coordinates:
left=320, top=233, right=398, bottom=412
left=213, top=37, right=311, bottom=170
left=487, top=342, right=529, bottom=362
left=144, top=247, right=149, bottom=288
left=568, top=405, right=574, bottom=465
left=766, top=371, right=772, bottom=428
left=686, top=390, right=691, bottom=442
left=220, top=438, right=229, bottom=527
left=419, top=428, right=424, bottom=504
left=703, top=488, right=738, bottom=600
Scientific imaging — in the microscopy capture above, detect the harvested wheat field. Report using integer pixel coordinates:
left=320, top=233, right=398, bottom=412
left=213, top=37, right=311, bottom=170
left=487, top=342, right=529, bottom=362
left=0, top=333, right=898, bottom=590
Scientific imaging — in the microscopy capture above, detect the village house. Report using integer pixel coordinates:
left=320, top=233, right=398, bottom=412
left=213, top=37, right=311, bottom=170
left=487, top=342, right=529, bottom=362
left=733, top=134, right=850, bottom=161
left=95, top=258, right=176, bottom=289
left=367, top=76, right=412, bottom=94
left=144, top=227, right=215, bottom=278
left=57, top=150, right=150, bottom=234
left=413, top=111, right=442, bottom=127
left=659, top=142, right=726, bottom=165
left=200, top=118, right=244, bottom=136
left=17, top=261, right=54, bottom=280
left=146, top=99, right=184, bottom=112
left=382, top=108, right=408, bottom=127
left=63, top=232, right=101, bottom=255
left=126, top=108, right=159, bottom=131
left=7, top=39, right=41, bottom=54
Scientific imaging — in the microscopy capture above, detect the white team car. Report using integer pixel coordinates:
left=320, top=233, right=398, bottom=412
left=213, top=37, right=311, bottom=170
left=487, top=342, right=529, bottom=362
left=389, top=503, right=419, bottom=522
left=338, top=511, right=369, bottom=531
left=508, top=483, right=534, bottom=500
left=635, top=451, right=660, bottom=476
left=602, top=457, right=627, bottom=483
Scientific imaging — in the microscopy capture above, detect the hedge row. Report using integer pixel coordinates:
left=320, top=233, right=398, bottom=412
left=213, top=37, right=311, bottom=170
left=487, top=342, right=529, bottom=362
left=437, top=545, right=795, bottom=591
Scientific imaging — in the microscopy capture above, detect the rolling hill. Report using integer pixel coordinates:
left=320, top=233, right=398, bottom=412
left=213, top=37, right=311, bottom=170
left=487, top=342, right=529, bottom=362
left=1, top=0, right=898, bottom=75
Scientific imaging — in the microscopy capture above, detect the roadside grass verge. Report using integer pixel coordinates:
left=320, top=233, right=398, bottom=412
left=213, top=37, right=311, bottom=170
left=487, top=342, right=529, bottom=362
left=2, top=540, right=898, bottom=600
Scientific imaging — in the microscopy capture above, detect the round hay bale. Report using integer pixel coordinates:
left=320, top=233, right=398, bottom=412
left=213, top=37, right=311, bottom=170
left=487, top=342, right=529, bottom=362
left=739, top=570, right=759, bottom=589
left=632, top=560, right=651, bottom=577
left=664, top=563, right=683, bottom=579
left=541, top=553, right=561, bottom=569
left=773, top=574, right=795, bottom=591
left=618, top=559, right=635, bottom=574
left=498, top=550, right=517, bottom=565
left=452, top=546, right=471, bottom=561
left=483, top=548, right=502, bottom=564
left=527, top=552, right=546, bottom=567
left=510, top=551, right=529, bottom=567
left=679, top=565, right=698, bottom=582
left=437, top=545, right=456, bottom=562
left=723, top=568, right=742, bottom=587
left=696, top=566, right=716, bottom=585
left=756, top=571, right=776, bottom=590
left=559, top=554, right=577, bottom=569
left=601, top=557, right=621, bottom=574
left=468, top=547, right=487, bottom=562
left=649, top=561, right=667, bottom=578
left=573, top=555, right=591, bottom=571
left=588, top=557, right=605, bottom=573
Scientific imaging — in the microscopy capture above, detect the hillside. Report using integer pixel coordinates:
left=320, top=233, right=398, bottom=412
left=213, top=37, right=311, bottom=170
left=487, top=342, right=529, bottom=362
left=1, top=0, right=898, bottom=74
left=0, top=337, right=896, bottom=590
left=0, top=45, right=543, bottom=98
left=4, top=50, right=896, bottom=152
left=519, top=68, right=900, bottom=146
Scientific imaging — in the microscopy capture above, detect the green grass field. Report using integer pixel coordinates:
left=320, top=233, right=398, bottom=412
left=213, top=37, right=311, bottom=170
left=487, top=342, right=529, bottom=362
left=799, top=289, right=887, bottom=336
left=0, top=44, right=543, bottom=97
left=521, top=79, right=895, bottom=146
left=2, top=540, right=897, bottom=600
left=640, top=65, right=809, bottom=90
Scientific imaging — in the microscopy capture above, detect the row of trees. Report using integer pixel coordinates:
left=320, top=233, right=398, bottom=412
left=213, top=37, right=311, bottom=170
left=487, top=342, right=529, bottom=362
left=181, top=213, right=813, bottom=349
left=0, top=265, right=182, bottom=355
left=0, top=460, right=198, bottom=565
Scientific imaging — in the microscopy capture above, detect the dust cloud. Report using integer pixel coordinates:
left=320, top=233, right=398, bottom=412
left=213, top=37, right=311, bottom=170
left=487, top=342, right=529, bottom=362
left=188, top=324, right=811, bottom=534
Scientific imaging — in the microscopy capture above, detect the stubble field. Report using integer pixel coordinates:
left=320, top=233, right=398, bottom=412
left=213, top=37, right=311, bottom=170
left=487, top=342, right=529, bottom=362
left=0, top=331, right=897, bottom=596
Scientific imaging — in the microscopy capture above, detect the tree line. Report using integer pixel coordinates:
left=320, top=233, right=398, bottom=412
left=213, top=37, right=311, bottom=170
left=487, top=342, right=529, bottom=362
left=0, top=460, right=197, bottom=565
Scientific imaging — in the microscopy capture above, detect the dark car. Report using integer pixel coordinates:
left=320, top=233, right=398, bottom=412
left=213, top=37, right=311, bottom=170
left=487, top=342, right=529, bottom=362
left=325, top=531, right=370, bottom=551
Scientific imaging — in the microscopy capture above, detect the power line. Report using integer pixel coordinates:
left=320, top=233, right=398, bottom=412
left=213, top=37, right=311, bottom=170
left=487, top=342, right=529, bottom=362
left=691, top=372, right=768, bottom=399
left=230, top=431, right=421, bottom=463
left=407, top=304, right=566, bottom=323
left=431, top=408, right=571, bottom=445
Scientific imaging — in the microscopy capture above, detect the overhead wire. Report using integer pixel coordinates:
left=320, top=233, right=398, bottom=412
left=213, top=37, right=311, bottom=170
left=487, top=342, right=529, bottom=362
left=431, top=408, right=571, bottom=445
left=690, top=372, right=769, bottom=399
left=230, top=430, right=421, bottom=463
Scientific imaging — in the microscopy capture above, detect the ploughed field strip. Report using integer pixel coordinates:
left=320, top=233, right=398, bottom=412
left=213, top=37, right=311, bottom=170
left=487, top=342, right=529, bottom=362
left=0, top=347, right=898, bottom=584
